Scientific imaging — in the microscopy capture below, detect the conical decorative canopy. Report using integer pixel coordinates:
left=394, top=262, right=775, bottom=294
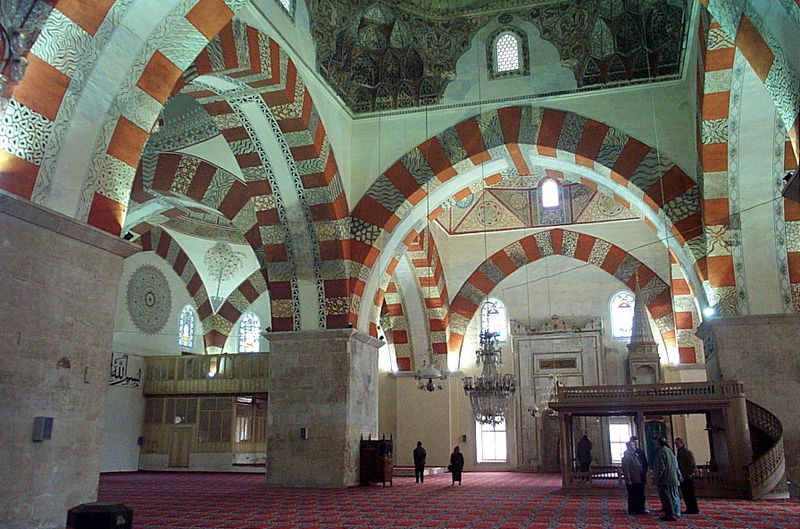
left=629, top=279, right=656, bottom=346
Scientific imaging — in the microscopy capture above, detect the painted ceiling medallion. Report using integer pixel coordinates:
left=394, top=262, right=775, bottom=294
left=126, top=265, right=171, bottom=335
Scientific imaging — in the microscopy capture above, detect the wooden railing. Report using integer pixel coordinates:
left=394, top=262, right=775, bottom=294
left=746, top=400, right=785, bottom=499
left=554, top=381, right=745, bottom=403
left=143, top=353, right=269, bottom=395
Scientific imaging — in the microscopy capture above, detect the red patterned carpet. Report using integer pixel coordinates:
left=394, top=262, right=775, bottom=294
left=98, top=472, right=800, bottom=529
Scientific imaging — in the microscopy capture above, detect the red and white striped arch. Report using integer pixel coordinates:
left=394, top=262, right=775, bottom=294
left=448, top=228, right=676, bottom=356
left=351, top=105, right=704, bottom=334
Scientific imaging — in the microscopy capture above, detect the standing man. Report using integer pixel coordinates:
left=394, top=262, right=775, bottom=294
left=675, top=438, right=699, bottom=514
left=629, top=435, right=649, bottom=513
left=413, top=441, right=427, bottom=484
left=576, top=434, right=593, bottom=480
left=652, top=436, right=682, bottom=522
left=622, top=441, right=645, bottom=515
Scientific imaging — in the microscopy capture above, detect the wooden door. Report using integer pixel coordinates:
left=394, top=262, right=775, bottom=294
left=169, top=426, right=193, bottom=467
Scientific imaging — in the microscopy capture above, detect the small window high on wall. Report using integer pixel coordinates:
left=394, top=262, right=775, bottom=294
left=238, top=312, right=261, bottom=353
left=610, top=291, right=635, bottom=339
left=476, top=418, right=507, bottom=462
left=540, top=179, right=560, bottom=208
left=494, top=32, right=520, bottom=73
left=178, top=305, right=195, bottom=349
left=481, top=298, right=507, bottom=342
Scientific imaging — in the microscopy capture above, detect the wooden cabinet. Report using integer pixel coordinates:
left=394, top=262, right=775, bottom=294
left=359, top=438, right=393, bottom=486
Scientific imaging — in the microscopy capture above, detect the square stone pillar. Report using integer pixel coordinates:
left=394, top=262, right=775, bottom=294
left=0, top=191, right=136, bottom=529
left=697, top=314, right=800, bottom=495
left=265, top=328, right=381, bottom=487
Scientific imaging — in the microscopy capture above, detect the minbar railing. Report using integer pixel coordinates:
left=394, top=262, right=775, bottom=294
left=553, top=381, right=745, bottom=404
left=746, top=400, right=785, bottom=499
left=143, top=353, right=269, bottom=395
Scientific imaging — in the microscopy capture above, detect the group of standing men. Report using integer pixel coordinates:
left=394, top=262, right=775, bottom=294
left=621, top=435, right=699, bottom=521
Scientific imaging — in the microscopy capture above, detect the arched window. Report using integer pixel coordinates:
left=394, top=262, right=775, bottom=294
left=487, top=26, right=529, bottom=80
left=494, top=32, right=521, bottom=73
left=610, top=291, right=635, bottom=338
left=238, top=312, right=261, bottom=353
left=541, top=179, right=560, bottom=208
left=481, top=298, right=507, bottom=342
left=178, top=305, right=195, bottom=348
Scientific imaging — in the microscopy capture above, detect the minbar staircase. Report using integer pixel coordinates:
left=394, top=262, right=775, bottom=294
left=746, top=400, right=786, bottom=499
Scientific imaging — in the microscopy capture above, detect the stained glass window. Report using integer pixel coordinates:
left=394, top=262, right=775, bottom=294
left=541, top=179, right=560, bottom=208
left=610, top=291, right=635, bottom=338
left=481, top=298, right=507, bottom=342
left=494, top=32, right=520, bottom=73
left=178, top=305, right=195, bottom=348
left=238, top=312, right=261, bottom=353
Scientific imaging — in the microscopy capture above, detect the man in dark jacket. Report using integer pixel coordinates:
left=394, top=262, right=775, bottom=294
left=675, top=438, right=699, bottom=514
left=413, top=441, right=427, bottom=483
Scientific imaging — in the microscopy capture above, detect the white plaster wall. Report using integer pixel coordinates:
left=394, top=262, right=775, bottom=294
left=176, top=135, right=244, bottom=179
left=443, top=17, right=577, bottom=104
left=734, top=53, right=790, bottom=315
left=113, top=251, right=204, bottom=356
left=165, top=228, right=260, bottom=307
left=100, top=382, right=144, bottom=472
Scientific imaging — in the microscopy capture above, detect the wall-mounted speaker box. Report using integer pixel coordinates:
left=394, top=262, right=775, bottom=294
left=32, top=416, right=53, bottom=441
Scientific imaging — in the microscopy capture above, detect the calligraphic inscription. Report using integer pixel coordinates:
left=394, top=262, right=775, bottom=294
left=109, top=352, right=143, bottom=388
left=538, top=358, right=577, bottom=370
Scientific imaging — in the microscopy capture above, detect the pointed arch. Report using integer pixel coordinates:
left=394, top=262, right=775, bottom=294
left=405, top=228, right=450, bottom=355
left=447, top=228, right=676, bottom=355
left=351, top=105, right=703, bottom=332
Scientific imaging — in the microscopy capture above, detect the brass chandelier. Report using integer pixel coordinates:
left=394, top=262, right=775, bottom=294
left=463, top=331, right=517, bottom=425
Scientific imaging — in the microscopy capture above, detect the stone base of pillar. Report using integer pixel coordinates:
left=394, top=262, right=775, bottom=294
left=698, top=314, right=800, bottom=496
left=0, top=191, right=136, bottom=529
left=265, top=328, right=381, bottom=487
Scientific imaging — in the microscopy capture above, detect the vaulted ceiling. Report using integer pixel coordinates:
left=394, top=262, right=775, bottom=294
left=308, top=0, right=690, bottom=113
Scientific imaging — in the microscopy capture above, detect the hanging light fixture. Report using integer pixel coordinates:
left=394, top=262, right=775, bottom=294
left=415, top=351, right=446, bottom=392
left=0, top=1, right=49, bottom=112
left=463, top=331, right=517, bottom=425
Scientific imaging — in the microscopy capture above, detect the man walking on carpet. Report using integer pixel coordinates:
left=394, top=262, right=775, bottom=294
left=413, top=441, right=427, bottom=483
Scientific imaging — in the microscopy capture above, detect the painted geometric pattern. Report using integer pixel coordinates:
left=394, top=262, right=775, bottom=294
left=137, top=227, right=215, bottom=354
left=127, top=151, right=298, bottom=333
left=381, top=281, right=413, bottom=372
left=0, top=0, right=244, bottom=236
left=405, top=228, right=449, bottom=355
left=352, top=105, right=700, bottom=333
left=700, top=19, right=738, bottom=315
left=138, top=226, right=268, bottom=353
left=447, top=228, right=675, bottom=355
left=702, top=0, right=800, bottom=161
left=785, top=139, right=800, bottom=312
left=669, top=251, right=704, bottom=364
left=183, top=21, right=351, bottom=329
